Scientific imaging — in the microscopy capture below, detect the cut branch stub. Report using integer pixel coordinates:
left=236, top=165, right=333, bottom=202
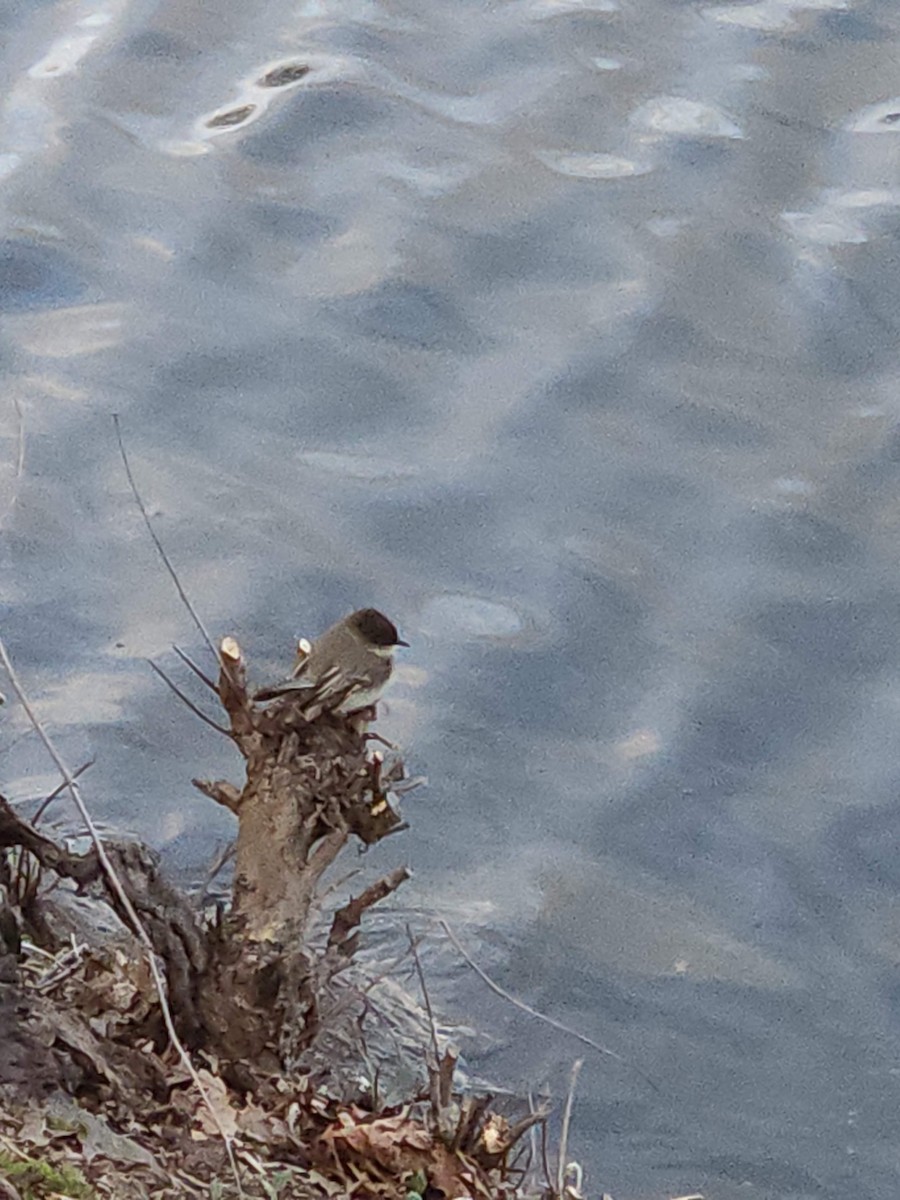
left=210, top=640, right=407, bottom=944
left=215, top=636, right=257, bottom=742
left=328, top=865, right=411, bottom=960
left=188, top=637, right=413, bottom=1065
left=192, top=778, right=242, bottom=813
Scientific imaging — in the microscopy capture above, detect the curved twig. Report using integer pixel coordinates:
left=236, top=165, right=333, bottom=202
left=439, top=919, right=658, bottom=1093
left=172, top=643, right=218, bottom=692
left=147, top=659, right=229, bottom=736
left=113, top=414, right=216, bottom=661
left=32, top=758, right=94, bottom=824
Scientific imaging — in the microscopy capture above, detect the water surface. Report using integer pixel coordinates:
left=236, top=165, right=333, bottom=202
left=4, top=0, right=900, bottom=1195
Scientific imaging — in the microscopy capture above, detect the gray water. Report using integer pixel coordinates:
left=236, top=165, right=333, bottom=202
left=4, top=0, right=900, bottom=1195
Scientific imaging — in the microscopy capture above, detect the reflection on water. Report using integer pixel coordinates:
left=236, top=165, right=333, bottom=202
left=4, top=0, right=900, bottom=1194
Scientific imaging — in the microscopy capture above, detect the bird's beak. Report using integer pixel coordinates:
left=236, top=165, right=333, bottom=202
left=396, top=638, right=410, bottom=647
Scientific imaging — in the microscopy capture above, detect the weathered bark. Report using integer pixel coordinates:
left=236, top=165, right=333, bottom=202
left=198, top=637, right=404, bottom=942
left=186, top=635, right=410, bottom=1068
left=0, top=795, right=208, bottom=1043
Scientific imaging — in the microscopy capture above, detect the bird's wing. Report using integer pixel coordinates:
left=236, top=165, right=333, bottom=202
left=254, top=652, right=320, bottom=703
left=253, top=677, right=316, bottom=703
left=303, top=666, right=378, bottom=718
left=254, top=665, right=362, bottom=713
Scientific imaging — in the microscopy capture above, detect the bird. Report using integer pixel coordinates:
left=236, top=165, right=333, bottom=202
left=254, top=608, right=408, bottom=719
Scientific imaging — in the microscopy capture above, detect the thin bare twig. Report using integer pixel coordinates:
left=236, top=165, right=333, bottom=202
left=113, top=413, right=216, bottom=660
left=192, top=778, right=242, bottom=813
left=33, top=935, right=89, bottom=994
left=10, top=844, right=35, bottom=907
left=19, top=940, right=55, bottom=962
left=527, top=1090, right=542, bottom=1186
left=440, top=919, right=658, bottom=1092
left=407, top=923, right=441, bottom=1065
left=172, top=643, right=218, bottom=692
left=147, top=659, right=230, bottom=736
left=197, top=839, right=237, bottom=908
left=0, top=637, right=243, bottom=1196
left=32, top=759, right=94, bottom=824
left=540, top=1114, right=553, bottom=1197
left=557, top=1058, right=582, bottom=1196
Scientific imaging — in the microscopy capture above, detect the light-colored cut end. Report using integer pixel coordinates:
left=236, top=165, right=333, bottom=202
left=220, top=636, right=242, bottom=663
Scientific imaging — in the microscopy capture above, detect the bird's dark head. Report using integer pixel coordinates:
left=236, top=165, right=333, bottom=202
left=350, top=608, right=409, bottom=648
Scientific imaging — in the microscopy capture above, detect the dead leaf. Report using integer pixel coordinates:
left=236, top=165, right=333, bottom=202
left=479, top=1113, right=510, bottom=1156
left=193, top=1069, right=239, bottom=1140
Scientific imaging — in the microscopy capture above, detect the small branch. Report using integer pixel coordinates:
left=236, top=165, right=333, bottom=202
left=406, top=923, right=441, bottom=1065
left=147, top=660, right=230, bottom=736
left=364, top=731, right=397, bottom=752
left=192, top=778, right=243, bottom=813
left=527, top=1090, right=541, bottom=1180
left=31, top=758, right=94, bottom=824
left=197, top=839, right=237, bottom=907
left=113, top=413, right=217, bottom=661
left=407, top=922, right=463, bottom=1146
left=328, top=866, right=410, bottom=957
left=540, top=1105, right=552, bottom=1194
left=432, top=1046, right=459, bottom=1142
left=172, top=643, right=218, bottom=692
left=505, top=1108, right=551, bottom=1154
left=450, top=1093, right=489, bottom=1156
left=215, top=636, right=257, bottom=740
left=0, top=796, right=88, bottom=875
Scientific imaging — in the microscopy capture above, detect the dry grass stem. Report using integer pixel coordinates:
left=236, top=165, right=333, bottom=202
left=557, top=1057, right=583, bottom=1195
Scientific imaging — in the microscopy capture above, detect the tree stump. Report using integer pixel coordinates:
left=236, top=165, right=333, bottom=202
left=191, top=636, right=410, bottom=1070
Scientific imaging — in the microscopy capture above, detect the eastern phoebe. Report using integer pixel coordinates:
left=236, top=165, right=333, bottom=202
left=254, top=607, right=409, bottom=718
